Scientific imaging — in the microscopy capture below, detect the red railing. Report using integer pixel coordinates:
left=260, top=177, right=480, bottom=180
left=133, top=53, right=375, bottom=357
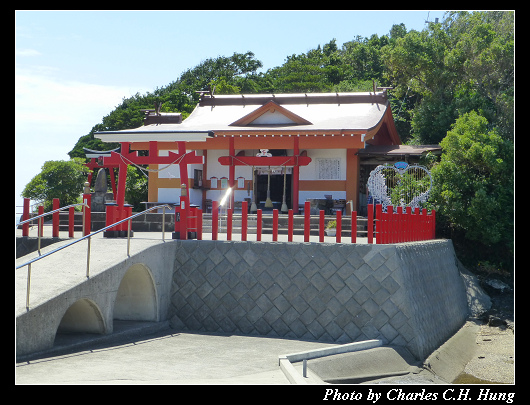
left=367, top=204, right=436, bottom=244
left=174, top=200, right=360, bottom=243
left=21, top=197, right=435, bottom=245
left=18, top=196, right=92, bottom=238
left=173, top=201, right=435, bottom=244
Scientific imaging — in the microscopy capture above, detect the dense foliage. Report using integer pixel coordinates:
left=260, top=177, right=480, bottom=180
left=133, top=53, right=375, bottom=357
left=431, top=111, right=514, bottom=270
left=22, top=159, right=90, bottom=212
left=24, top=11, right=514, bottom=272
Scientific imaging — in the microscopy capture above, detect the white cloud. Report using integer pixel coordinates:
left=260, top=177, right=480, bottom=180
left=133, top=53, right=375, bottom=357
left=15, top=48, right=41, bottom=57
left=15, top=67, right=144, bottom=210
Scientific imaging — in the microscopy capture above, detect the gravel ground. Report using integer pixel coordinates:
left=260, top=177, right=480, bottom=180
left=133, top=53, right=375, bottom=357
left=455, top=322, right=514, bottom=383
left=455, top=275, right=515, bottom=384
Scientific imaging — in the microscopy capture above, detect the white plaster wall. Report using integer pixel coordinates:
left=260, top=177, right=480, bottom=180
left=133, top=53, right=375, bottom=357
left=157, top=149, right=204, bottom=179
left=299, top=149, right=346, bottom=180
left=158, top=188, right=180, bottom=203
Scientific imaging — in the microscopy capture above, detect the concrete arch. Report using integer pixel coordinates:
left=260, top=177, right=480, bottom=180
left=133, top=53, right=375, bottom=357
left=114, top=263, right=158, bottom=321
left=56, top=298, right=106, bottom=334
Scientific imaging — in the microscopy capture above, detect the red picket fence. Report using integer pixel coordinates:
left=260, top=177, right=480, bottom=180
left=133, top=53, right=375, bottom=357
left=174, top=201, right=435, bottom=244
left=19, top=196, right=92, bottom=238
left=367, top=203, right=435, bottom=244
left=174, top=200, right=359, bottom=243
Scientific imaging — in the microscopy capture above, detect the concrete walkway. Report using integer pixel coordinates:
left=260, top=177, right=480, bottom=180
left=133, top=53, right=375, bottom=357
left=15, top=230, right=169, bottom=316
left=15, top=327, right=336, bottom=384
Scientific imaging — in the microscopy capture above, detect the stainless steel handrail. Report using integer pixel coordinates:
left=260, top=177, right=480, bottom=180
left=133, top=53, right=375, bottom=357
left=16, top=204, right=173, bottom=310
left=16, top=202, right=91, bottom=256
left=15, top=202, right=90, bottom=227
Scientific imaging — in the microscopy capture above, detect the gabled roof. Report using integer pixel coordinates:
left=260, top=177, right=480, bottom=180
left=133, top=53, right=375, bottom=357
left=95, top=92, right=401, bottom=145
left=229, top=100, right=312, bottom=126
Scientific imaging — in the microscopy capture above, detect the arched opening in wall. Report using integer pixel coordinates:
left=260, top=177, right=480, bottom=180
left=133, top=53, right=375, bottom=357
left=54, top=298, right=106, bottom=346
left=114, top=263, right=158, bottom=322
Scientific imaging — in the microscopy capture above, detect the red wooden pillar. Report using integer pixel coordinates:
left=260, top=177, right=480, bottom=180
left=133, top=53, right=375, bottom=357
left=83, top=193, right=91, bottom=236
left=196, top=209, right=203, bottom=240
left=116, top=158, right=128, bottom=209
left=227, top=208, right=233, bottom=241
left=257, top=209, right=262, bottom=241
left=396, top=206, right=403, bottom=243
left=413, top=207, right=420, bottom=241
left=304, top=201, right=311, bottom=242
left=68, top=206, right=74, bottom=237
left=336, top=210, right=342, bottom=243
left=212, top=201, right=219, bottom=240
left=319, top=210, right=325, bottom=243
left=241, top=201, right=248, bottom=241
left=180, top=201, right=188, bottom=240
left=367, top=203, right=373, bottom=244
left=293, top=137, right=300, bottom=214
left=38, top=205, right=44, bottom=237
left=52, top=198, right=60, bottom=237
left=375, top=204, right=382, bottom=244
left=272, top=209, right=278, bottom=241
left=421, top=208, right=428, bottom=240
left=386, top=205, right=393, bottom=244
left=228, top=137, right=235, bottom=210
left=351, top=210, right=357, bottom=244
left=406, top=207, right=412, bottom=242
left=177, top=141, right=191, bottom=239
left=22, top=197, right=30, bottom=236
left=288, top=209, right=294, bottom=242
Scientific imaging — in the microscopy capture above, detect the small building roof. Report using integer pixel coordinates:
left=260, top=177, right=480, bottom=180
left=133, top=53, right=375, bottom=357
left=357, top=144, right=442, bottom=157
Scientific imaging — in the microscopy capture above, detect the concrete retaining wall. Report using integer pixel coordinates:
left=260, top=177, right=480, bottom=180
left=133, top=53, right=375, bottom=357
left=169, top=239, right=468, bottom=360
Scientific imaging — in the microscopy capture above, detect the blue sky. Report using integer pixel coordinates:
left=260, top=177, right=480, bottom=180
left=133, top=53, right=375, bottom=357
left=15, top=10, right=447, bottom=214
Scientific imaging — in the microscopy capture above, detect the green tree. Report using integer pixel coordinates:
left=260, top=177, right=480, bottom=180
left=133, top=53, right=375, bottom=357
left=22, top=159, right=91, bottom=212
left=382, top=11, right=513, bottom=144
left=124, top=165, right=148, bottom=212
left=430, top=111, right=513, bottom=270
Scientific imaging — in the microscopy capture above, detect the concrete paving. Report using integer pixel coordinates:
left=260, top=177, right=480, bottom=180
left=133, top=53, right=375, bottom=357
left=15, top=325, right=337, bottom=384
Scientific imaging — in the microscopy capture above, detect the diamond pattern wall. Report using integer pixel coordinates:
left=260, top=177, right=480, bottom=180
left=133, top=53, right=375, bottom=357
left=169, top=240, right=468, bottom=359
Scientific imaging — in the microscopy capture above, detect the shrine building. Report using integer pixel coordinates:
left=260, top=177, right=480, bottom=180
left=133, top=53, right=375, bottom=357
left=94, top=91, right=439, bottom=215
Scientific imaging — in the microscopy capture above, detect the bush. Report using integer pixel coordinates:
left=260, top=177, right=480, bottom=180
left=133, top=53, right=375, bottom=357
left=431, top=111, right=513, bottom=272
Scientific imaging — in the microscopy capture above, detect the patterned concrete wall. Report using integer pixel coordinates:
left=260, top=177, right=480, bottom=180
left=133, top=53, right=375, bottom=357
left=169, top=239, right=468, bottom=360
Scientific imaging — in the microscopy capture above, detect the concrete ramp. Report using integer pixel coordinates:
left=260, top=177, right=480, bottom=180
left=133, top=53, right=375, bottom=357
left=307, top=345, right=422, bottom=384
left=16, top=234, right=176, bottom=359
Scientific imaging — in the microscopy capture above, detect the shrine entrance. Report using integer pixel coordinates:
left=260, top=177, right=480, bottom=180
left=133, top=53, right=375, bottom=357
left=255, top=168, right=292, bottom=211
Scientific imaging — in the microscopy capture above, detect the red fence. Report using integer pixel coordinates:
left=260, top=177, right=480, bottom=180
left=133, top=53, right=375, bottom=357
left=367, top=204, right=435, bottom=244
left=20, top=197, right=434, bottom=245
left=175, top=201, right=435, bottom=244
left=19, top=196, right=92, bottom=238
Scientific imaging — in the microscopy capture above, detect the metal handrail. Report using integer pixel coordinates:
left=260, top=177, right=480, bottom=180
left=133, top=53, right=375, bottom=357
left=16, top=202, right=91, bottom=256
left=15, top=202, right=89, bottom=227
left=16, top=204, right=173, bottom=310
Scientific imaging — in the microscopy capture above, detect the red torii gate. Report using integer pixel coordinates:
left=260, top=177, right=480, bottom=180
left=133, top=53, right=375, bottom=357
left=217, top=136, right=311, bottom=212
left=94, top=141, right=203, bottom=237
